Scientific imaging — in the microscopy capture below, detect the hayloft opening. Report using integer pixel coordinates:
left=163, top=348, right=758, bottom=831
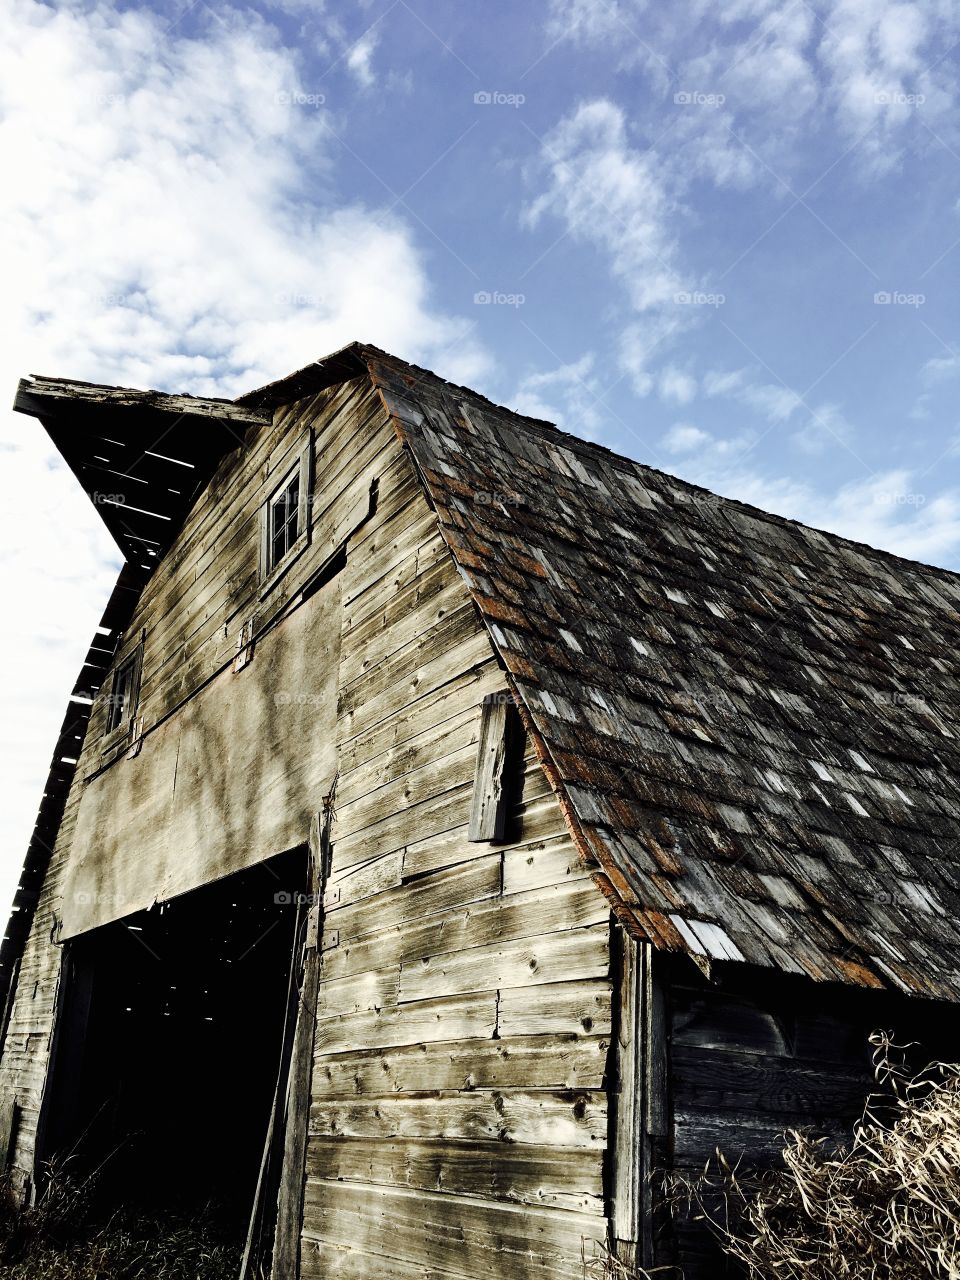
left=39, top=847, right=308, bottom=1240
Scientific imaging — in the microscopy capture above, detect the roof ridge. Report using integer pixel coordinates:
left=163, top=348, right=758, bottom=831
left=360, top=344, right=960, bottom=589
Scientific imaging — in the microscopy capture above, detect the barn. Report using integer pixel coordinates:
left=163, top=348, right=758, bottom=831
left=2, top=341, right=960, bottom=1278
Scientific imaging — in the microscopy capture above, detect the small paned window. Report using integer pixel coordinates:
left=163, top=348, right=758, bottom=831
left=260, top=434, right=312, bottom=592
left=268, top=468, right=301, bottom=571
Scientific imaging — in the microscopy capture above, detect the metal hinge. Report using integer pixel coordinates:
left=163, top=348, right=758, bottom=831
left=305, top=904, right=320, bottom=951
left=233, top=618, right=255, bottom=672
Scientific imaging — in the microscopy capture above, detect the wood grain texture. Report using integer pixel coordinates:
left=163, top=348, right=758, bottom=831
left=468, top=694, right=512, bottom=842
left=306, top=431, right=613, bottom=1272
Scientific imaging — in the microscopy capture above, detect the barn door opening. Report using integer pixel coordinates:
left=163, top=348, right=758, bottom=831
left=38, top=846, right=309, bottom=1261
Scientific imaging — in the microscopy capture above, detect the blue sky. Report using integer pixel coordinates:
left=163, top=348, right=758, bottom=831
left=2, top=0, right=960, bottom=910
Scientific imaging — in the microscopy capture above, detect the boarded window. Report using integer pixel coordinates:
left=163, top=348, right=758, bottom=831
left=104, top=645, right=142, bottom=739
left=468, top=691, right=521, bottom=842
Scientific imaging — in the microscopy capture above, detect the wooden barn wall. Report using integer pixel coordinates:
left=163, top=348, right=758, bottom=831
left=0, top=375, right=386, bottom=1182
left=659, top=958, right=960, bottom=1277
left=301, top=439, right=614, bottom=1280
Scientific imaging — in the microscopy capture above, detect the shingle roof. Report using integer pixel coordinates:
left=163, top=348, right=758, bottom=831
left=17, top=343, right=960, bottom=1001
left=358, top=346, right=960, bottom=1002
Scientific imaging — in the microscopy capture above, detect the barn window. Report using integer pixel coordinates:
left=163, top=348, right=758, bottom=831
left=260, top=433, right=312, bottom=591
left=268, top=469, right=301, bottom=570
left=104, top=643, right=142, bottom=740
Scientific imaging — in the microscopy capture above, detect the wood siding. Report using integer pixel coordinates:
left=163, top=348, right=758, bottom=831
left=0, top=375, right=616, bottom=1278
left=659, top=959, right=960, bottom=1277
left=302, top=430, right=613, bottom=1280
left=0, top=375, right=387, bottom=1182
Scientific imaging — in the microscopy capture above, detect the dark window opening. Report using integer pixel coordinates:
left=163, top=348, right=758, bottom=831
left=36, top=847, right=309, bottom=1264
left=105, top=648, right=141, bottom=736
left=268, top=469, right=301, bottom=572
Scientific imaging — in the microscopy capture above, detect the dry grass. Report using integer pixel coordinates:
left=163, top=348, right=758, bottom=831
left=0, top=1161, right=246, bottom=1279
left=677, top=1032, right=960, bottom=1280
left=581, top=1237, right=671, bottom=1279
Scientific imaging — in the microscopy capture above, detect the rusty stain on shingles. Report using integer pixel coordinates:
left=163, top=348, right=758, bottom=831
left=361, top=347, right=960, bottom=1000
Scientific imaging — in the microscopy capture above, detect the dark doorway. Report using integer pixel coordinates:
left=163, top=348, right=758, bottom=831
left=39, top=847, right=308, bottom=1239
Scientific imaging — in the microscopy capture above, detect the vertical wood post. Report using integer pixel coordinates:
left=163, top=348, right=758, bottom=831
left=612, top=931, right=669, bottom=1269
left=270, top=794, right=334, bottom=1278
left=468, top=692, right=515, bottom=842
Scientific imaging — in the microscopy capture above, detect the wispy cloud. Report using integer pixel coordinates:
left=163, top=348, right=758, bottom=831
left=0, top=0, right=490, bottom=916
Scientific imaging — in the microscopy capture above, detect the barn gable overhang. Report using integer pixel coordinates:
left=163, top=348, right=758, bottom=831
left=13, top=375, right=272, bottom=575
left=12, top=341, right=960, bottom=1006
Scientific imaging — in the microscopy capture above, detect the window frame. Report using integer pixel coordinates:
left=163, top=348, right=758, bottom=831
left=101, top=641, right=143, bottom=752
left=259, top=434, right=312, bottom=595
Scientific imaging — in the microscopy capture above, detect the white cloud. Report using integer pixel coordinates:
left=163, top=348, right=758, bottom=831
left=662, top=422, right=711, bottom=453
left=346, top=27, right=380, bottom=89
left=703, top=366, right=802, bottom=422
left=923, top=351, right=960, bottom=382
left=0, top=0, right=490, bottom=919
left=619, top=315, right=692, bottom=396
left=544, top=0, right=960, bottom=176
left=791, top=401, right=856, bottom=456
left=662, top=444, right=960, bottom=563
left=511, top=353, right=608, bottom=436
left=734, top=468, right=960, bottom=563
left=658, top=365, right=698, bottom=404
left=545, top=0, right=631, bottom=45
left=524, top=100, right=685, bottom=313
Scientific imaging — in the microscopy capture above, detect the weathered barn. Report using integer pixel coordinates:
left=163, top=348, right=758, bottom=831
left=3, top=341, right=960, bottom=1278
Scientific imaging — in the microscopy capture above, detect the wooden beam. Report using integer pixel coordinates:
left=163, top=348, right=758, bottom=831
left=0, top=1094, right=17, bottom=1175
left=272, top=798, right=334, bottom=1279
left=612, top=932, right=669, bottom=1271
left=13, top=376, right=270, bottom=426
left=467, top=692, right=515, bottom=842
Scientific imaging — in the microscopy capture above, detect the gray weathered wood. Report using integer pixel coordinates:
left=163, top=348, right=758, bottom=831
left=467, top=692, right=514, bottom=841
left=0, top=1095, right=18, bottom=1174
left=13, top=375, right=270, bottom=424
left=612, top=933, right=668, bottom=1270
left=272, top=806, right=331, bottom=1279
